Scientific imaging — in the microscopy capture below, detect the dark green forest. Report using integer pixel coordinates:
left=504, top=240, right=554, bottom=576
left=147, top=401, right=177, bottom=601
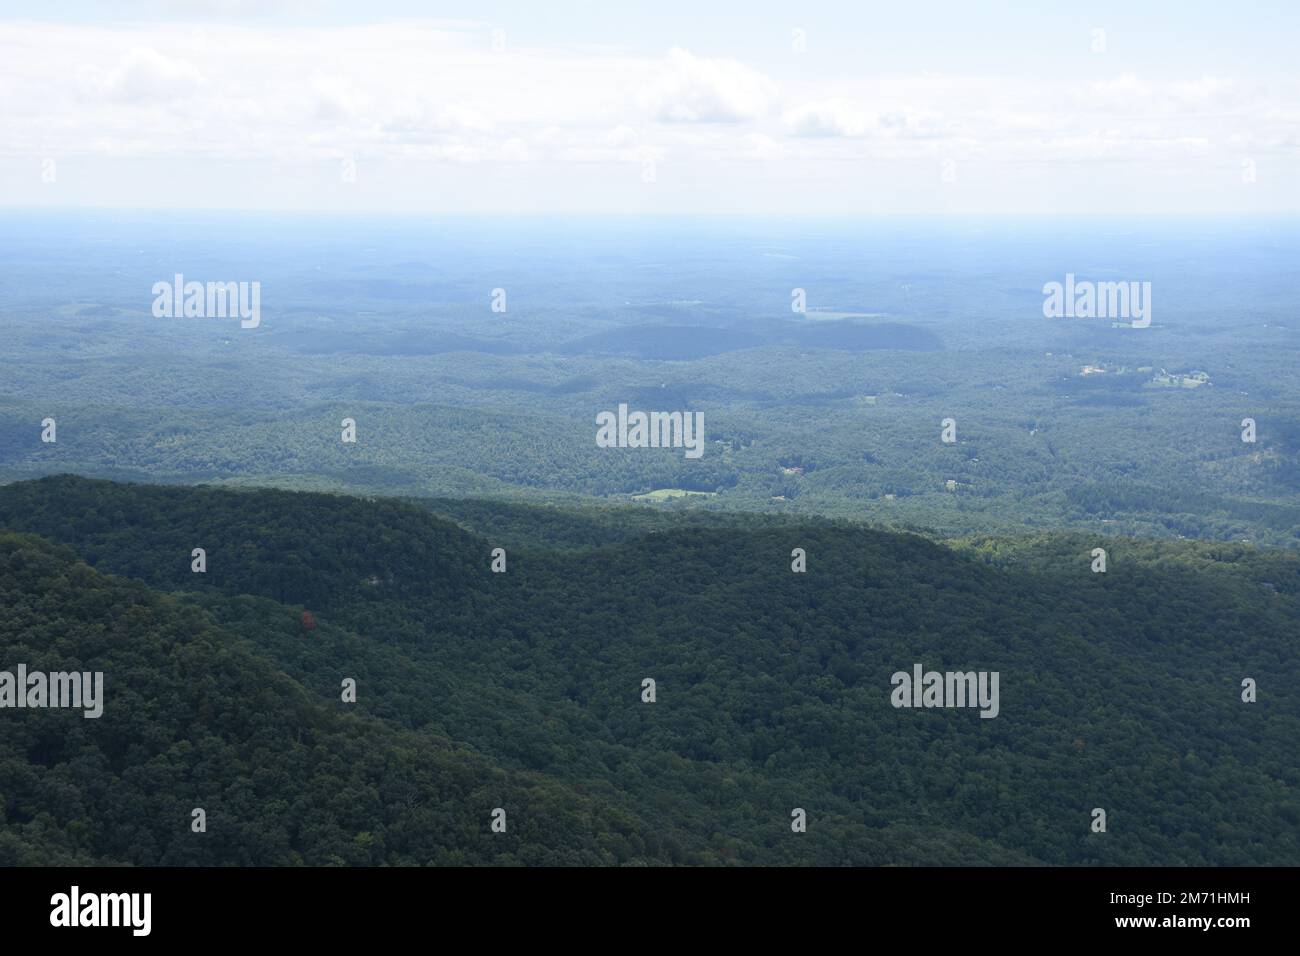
left=1, top=476, right=1296, bottom=865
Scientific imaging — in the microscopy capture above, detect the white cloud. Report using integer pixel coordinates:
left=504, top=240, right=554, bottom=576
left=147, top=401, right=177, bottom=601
left=784, top=99, right=870, bottom=137
left=95, top=46, right=206, bottom=103
left=308, top=73, right=368, bottom=121
left=640, top=47, right=776, bottom=123
left=1, top=15, right=1298, bottom=212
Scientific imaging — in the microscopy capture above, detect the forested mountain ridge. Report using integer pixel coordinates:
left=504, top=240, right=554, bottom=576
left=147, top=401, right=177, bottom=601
left=0, top=526, right=1036, bottom=866
left=1, top=475, right=1297, bottom=865
left=0, top=532, right=664, bottom=865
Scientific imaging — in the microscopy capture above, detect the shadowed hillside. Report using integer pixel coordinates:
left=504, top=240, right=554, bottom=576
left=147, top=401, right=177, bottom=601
left=1, top=476, right=1296, bottom=865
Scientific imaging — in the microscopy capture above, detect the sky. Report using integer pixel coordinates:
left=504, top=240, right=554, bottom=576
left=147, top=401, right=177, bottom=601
left=1, top=0, right=1298, bottom=215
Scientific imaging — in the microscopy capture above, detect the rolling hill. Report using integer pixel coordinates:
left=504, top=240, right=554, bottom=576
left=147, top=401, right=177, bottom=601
left=1, top=475, right=1296, bottom=865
